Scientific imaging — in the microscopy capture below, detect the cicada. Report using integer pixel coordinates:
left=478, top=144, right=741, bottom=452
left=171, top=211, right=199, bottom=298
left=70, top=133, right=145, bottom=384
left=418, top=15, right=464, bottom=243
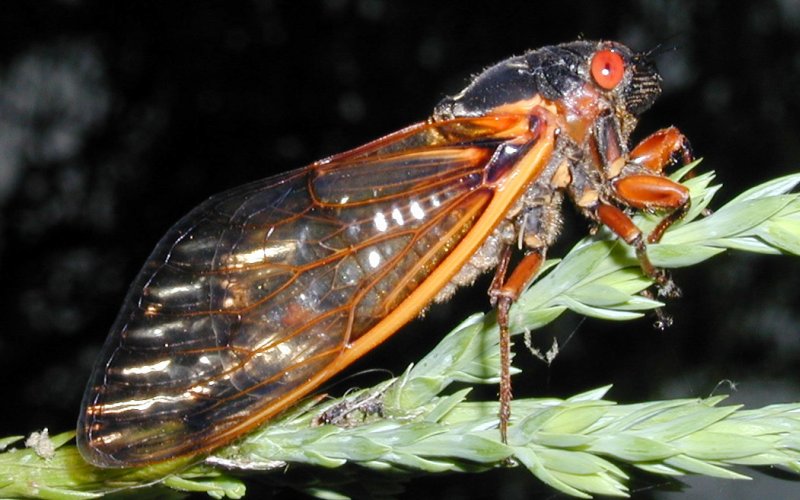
left=78, top=40, right=692, bottom=468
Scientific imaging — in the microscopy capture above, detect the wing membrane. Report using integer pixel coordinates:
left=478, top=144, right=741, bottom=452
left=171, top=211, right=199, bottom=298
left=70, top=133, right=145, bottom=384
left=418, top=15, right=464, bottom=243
left=78, top=115, right=537, bottom=466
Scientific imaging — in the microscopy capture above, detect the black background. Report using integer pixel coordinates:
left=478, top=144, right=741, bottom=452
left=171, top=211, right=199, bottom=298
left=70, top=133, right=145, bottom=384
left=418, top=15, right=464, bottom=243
left=1, top=1, right=800, bottom=498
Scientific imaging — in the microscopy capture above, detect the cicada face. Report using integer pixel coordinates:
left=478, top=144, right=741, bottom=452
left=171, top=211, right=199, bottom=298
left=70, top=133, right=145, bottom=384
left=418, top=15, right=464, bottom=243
left=78, top=40, right=690, bottom=467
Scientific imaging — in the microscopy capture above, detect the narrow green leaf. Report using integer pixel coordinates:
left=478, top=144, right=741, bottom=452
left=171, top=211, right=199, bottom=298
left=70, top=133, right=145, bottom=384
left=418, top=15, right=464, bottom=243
left=711, top=236, right=783, bottom=254
left=514, top=447, right=594, bottom=499
left=567, top=284, right=632, bottom=306
left=402, top=434, right=509, bottom=463
left=635, top=462, right=684, bottom=476
left=302, top=487, right=351, bottom=500
left=379, top=452, right=457, bottom=472
left=535, top=448, right=622, bottom=476
left=668, top=159, right=705, bottom=182
left=310, top=435, right=391, bottom=461
left=533, top=432, right=595, bottom=448
left=728, top=452, right=796, bottom=466
left=367, top=422, right=445, bottom=447
left=556, top=301, right=643, bottom=322
left=567, top=385, right=613, bottom=402
left=708, top=419, right=797, bottom=437
left=161, top=475, right=246, bottom=498
left=538, top=405, right=612, bottom=435
left=425, top=389, right=472, bottom=423
left=301, top=450, right=347, bottom=468
left=589, top=434, right=680, bottom=461
left=629, top=406, right=738, bottom=441
left=521, top=241, right=616, bottom=306
left=509, top=305, right=567, bottom=332
left=394, top=376, right=447, bottom=409
left=547, top=470, right=629, bottom=497
left=598, top=399, right=712, bottom=434
left=757, top=220, right=800, bottom=255
left=607, top=295, right=663, bottom=311
left=684, top=183, right=721, bottom=223
left=648, top=244, right=725, bottom=267
left=674, top=432, right=772, bottom=460
left=591, top=274, right=653, bottom=297
left=662, top=454, right=751, bottom=479
left=729, top=173, right=800, bottom=203
left=667, top=196, right=794, bottom=244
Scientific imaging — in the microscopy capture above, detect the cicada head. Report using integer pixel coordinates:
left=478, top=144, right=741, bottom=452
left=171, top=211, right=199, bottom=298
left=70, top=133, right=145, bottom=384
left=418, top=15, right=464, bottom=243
left=620, top=50, right=662, bottom=117
left=434, top=40, right=663, bottom=129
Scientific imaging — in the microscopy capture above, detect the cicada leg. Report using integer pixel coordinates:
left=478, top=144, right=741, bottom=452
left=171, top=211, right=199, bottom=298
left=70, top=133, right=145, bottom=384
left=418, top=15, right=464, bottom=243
left=629, top=126, right=693, bottom=173
left=489, top=247, right=546, bottom=443
left=613, top=174, right=691, bottom=244
left=619, top=126, right=694, bottom=244
left=595, top=127, right=693, bottom=298
left=595, top=202, right=682, bottom=297
left=632, top=127, right=710, bottom=218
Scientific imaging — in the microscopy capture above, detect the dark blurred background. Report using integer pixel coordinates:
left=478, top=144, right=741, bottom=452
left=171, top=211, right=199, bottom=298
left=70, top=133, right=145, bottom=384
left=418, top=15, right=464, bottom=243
left=1, top=1, right=800, bottom=498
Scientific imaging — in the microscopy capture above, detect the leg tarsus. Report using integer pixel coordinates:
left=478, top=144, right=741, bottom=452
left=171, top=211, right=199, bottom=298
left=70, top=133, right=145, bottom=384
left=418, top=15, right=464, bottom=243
left=497, top=296, right=513, bottom=444
left=632, top=237, right=681, bottom=298
left=653, top=309, right=674, bottom=330
left=641, top=288, right=675, bottom=330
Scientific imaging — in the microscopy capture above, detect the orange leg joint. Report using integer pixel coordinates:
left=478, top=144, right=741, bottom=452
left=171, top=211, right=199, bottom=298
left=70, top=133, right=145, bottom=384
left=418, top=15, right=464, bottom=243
left=613, top=174, right=690, bottom=244
left=630, top=126, right=692, bottom=172
left=596, top=204, right=641, bottom=244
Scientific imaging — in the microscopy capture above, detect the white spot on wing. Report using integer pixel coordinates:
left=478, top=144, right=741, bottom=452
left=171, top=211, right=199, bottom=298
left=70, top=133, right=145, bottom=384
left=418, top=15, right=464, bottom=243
left=152, top=282, right=202, bottom=298
left=121, top=359, right=172, bottom=376
left=368, top=250, right=381, bottom=268
left=228, top=242, right=296, bottom=267
left=98, top=394, right=190, bottom=414
left=410, top=201, right=425, bottom=220
left=374, top=212, right=388, bottom=232
left=391, top=207, right=404, bottom=226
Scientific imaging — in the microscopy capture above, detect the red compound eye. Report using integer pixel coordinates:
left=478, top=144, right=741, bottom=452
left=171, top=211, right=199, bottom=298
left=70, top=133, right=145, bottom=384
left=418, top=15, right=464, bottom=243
left=590, top=49, right=625, bottom=90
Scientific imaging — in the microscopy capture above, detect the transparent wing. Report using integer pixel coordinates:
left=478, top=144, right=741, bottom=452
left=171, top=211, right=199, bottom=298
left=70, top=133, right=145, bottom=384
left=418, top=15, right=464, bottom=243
left=78, top=116, right=534, bottom=466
